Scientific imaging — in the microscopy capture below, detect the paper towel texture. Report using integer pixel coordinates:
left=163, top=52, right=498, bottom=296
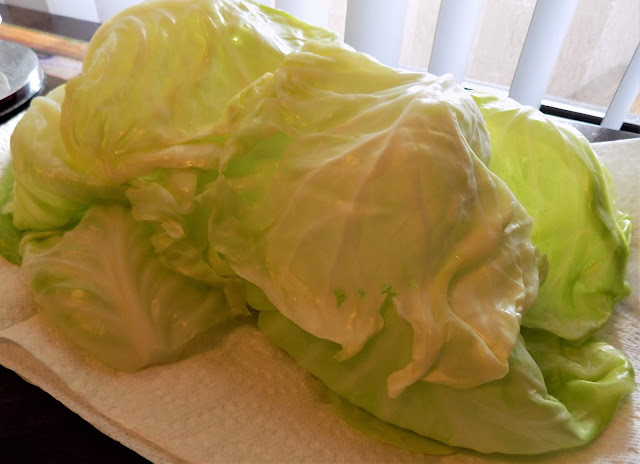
left=0, top=131, right=638, bottom=463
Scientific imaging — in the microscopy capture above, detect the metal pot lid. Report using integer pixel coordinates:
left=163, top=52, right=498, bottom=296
left=0, top=39, right=46, bottom=118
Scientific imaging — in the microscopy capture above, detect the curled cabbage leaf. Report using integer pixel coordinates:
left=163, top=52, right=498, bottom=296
left=21, top=204, right=234, bottom=371
left=125, top=169, right=248, bottom=314
left=0, top=163, right=22, bottom=264
left=258, top=300, right=635, bottom=454
left=9, top=86, right=124, bottom=231
left=61, top=0, right=336, bottom=181
left=472, top=93, right=632, bottom=340
left=209, top=42, right=541, bottom=396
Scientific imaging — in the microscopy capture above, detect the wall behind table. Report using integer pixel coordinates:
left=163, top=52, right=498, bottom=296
left=0, top=0, right=142, bottom=23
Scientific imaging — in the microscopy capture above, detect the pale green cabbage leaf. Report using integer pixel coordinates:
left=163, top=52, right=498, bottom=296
left=20, top=204, right=235, bottom=371
left=0, top=162, right=22, bottom=264
left=472, top=93, right=632, bottom=340
left=60, top=0, right=337, bottom=181
left=314, top=380, right=456, bottom=456
left=9, top=86, right=124, bottom=231
left=258, top=299, right=635, bottom=455
left=125, top=168, right=248, bottom=314
left=209, top=42, right=541, bottom=396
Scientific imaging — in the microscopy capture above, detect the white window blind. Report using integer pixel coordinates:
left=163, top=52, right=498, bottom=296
left=3, top=0, right=639, bottom=130
left=343, top=0, right=408, bottom=67
left=602, top=44, right=640, bottom=130
left=93, top=0, right=141, bottom=22
left=2, top=0, right=139, bottom=22
left=45, top=0, right=99, bottom=22
left=275, top=0, right=330, bottom=29
left=427, top=0, right=484, bottom=83
left=508, top=0, right=579, bottom=109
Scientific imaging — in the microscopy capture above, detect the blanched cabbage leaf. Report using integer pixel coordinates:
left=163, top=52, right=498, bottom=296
left=61, top=0, right=337, bottom=181
left=20, top=204, right=234, bottom=371
left=125, top=169, right=249, bottom=314
left=315, top=380, right=456, bottom=455
left=472, top=93, right=632, bottom=340
left=126, top=169, right=222, bottom=284
left=258, top=300, right=635, bottom=454
left=10, top=86, right=124, bottom=231
left=209, top=42, right=541, bottom=396
left=0, top=163, right=22, bottom=264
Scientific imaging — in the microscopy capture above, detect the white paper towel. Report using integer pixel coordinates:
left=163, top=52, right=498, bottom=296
left=0, top=125, right=638, bottom=463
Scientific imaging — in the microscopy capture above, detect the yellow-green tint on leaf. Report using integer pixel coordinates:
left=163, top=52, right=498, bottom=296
left=212, top=42, right=540, bottom=397
left=60, top=0, right=336, bottom=181
left=473, top=92, right=632, bottom=340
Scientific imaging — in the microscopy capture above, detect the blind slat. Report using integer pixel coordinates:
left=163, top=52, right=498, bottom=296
left=428, top=0, right=484, bottom=83
left=275, top=0, right=330, bottom=29
left=94, top=0, right=141, bottom=23
left=508, top=0, right=578, bottom=108
left=601, top=43, right=640, bottom=130
left=343, top=0, right=408, bottom=67
left=47, top=1, right=99, bottom=22
left=2, top=0, right=100, bottom=22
